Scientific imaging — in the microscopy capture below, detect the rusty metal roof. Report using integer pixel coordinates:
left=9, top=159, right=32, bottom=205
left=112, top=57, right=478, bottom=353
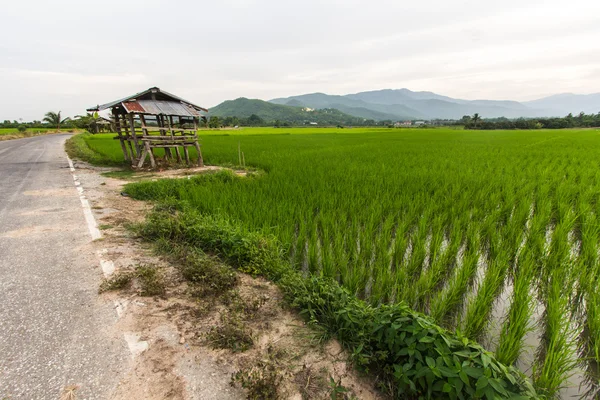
left=87, top=87, right=208, bottom=115
left=122, top=100, right=203, bottom=117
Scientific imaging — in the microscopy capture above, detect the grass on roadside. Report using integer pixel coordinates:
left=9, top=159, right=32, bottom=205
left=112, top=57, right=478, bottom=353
left=65, top=133, right=128, bottom=166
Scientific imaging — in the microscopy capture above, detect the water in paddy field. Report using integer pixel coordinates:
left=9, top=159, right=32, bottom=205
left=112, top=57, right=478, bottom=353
left=486, top=285, right=591, bottom=397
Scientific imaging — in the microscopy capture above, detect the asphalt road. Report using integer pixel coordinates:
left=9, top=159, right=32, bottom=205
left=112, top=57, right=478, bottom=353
left=0, top=135, right=127, bottom=399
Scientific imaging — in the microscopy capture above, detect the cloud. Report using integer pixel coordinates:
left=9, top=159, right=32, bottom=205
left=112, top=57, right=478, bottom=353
left=0, top=0, right=599, bottom=120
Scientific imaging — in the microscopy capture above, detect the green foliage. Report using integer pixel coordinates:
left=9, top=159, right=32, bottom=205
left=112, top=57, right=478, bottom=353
left=163, top=242, right=238, bottom=297
left=43, top=110, right=70, bottom=130
left=281, top=275, right=538, bottom=399
left=329, top=377, right=351, bottom=399
left=208, top=116, right=221, bottom=128
left=130, top=199, right=284, bottom=280
left=65, top=133, right=128, bottom=166
left=464, top=112, right=600, bottom=129
left=73, top=112, right=111, bottom=133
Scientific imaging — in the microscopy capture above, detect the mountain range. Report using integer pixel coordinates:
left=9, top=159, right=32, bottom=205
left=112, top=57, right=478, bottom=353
left=209, top=89, right=600, bottom=122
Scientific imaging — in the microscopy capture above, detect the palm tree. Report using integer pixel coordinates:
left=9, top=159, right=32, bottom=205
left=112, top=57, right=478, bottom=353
left=43, top=111, right=70, bottom=132
left=74, top=112, right=102, bottom=133
left=472, top=113, right=481, bottom=128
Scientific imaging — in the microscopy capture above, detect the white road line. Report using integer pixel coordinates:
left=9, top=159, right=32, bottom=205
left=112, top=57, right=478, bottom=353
left=96, top=249, right=116, bottom=277
left=67, top=157, right=144, bottom=356
left=67, top=157, right=101, bottom=241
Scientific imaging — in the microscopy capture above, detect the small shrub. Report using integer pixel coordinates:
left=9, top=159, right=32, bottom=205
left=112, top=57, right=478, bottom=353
left=207, top=312, right=253, bottom=352
left=231, top=353, right=284, bottom=399
left=329, top=377, right=351, bottom=400
left=136, top=265, right=165, bottom=296
left=17, top=125, right=27, bottom=133
left=99, top=271, right=134, bottom=293
left=180, top=252, right=238, bottom=296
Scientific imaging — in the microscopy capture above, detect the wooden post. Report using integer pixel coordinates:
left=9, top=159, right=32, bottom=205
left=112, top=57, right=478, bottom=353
left=165, top=115, right=175, bottom=160
left=113, top=110, right=130, bottom=161
left=183, top=144, right=190, bottom=164
left=193, top=117, right=203, bottom=167
left=146, top=141, right=156, bottom=168
left=136, top=146, right=148, bottom=169
left=120, top=115, right=135, bottom=161
left=174, top=143, right=182, bottom=162
left=128, top=114, right=141, bottom=158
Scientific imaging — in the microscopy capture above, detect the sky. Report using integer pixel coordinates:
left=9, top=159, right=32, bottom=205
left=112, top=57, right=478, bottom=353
left=1, top=0, right=599, bottom=121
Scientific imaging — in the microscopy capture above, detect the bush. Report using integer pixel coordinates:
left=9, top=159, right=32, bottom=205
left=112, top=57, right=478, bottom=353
left=132, top=203, right=285, bottom=280
left=99, top=271, right=134, bottom=293
left=165, top=243, right=238, bottom=297
left=17, top=125, right=27, bottom=133
left=282, top=276, right=538, bottom=399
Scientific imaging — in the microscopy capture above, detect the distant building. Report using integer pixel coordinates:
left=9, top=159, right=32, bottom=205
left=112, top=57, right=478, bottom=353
left=414, top=121, right=426, bottom=126
left=394, top=121, right=412, bottom=127
left=303, top=107, right=315, bottom=112
left=309, top=122, right=318, bottom=125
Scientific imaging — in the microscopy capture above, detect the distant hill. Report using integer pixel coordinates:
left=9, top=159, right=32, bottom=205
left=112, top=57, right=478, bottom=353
left=270, top=92, right=420, bottom=120
left=209, top=98, right=368, bottom=125
left=523, top=93, right=600, bottom=116
left=268, top=89, right=600, bottom=120
left=209, top=89, right=600, bottom=123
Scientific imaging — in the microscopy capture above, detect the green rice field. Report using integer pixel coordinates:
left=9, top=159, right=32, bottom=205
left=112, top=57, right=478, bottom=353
left=83, top=127, right=600, bottom=397
left=0, top=128, right=58, bottom=135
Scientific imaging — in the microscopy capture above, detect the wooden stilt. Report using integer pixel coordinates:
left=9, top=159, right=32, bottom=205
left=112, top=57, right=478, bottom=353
left=113, top=112, right=130, bottom=161
left=128, top=114, right=141, bottom=158
left=146, top=141, right=156, bottom=168
left=183, top=145, right=190, bottom=164
left=165, top=116, right=175, bottom=160
left=195, top=143, right=203, bottom=167
left=193, top=118, right=203, bottom=166
left=136, top=146, right=148, bottom=169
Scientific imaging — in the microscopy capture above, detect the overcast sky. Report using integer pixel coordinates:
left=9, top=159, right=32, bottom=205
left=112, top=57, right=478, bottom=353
left=1, top=0, right=599, bottom=120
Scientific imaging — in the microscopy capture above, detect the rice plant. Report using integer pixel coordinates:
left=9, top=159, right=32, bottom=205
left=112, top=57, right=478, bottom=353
left=86, top=126, right=600, bottom=397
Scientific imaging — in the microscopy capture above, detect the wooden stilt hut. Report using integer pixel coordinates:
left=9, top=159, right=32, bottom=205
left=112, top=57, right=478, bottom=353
left=87, top=87, right=207, bottom=168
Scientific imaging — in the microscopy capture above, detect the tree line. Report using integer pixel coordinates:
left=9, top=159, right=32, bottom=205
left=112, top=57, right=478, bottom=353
left=208, top=114, right=399, bottom=128
left=462, top=112, right=600, bottom=130
left=0, top=111, right=117, bottom=133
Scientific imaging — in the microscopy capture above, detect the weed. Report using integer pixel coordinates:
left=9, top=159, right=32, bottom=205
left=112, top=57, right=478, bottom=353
left=295, top=366, right=329, bottom=400
left=207, top=311, right=253, bottom=352
left=221, top=290, right=269, bottom=319
left=99, top=271, right=133, bottom=293
left=180, top=252, right=238, bottom=297
left=136, top=265, right=165, bottom=297
left=231, top=351, right=284, bottom=399
left=329, top=377, right=351, bottom=400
